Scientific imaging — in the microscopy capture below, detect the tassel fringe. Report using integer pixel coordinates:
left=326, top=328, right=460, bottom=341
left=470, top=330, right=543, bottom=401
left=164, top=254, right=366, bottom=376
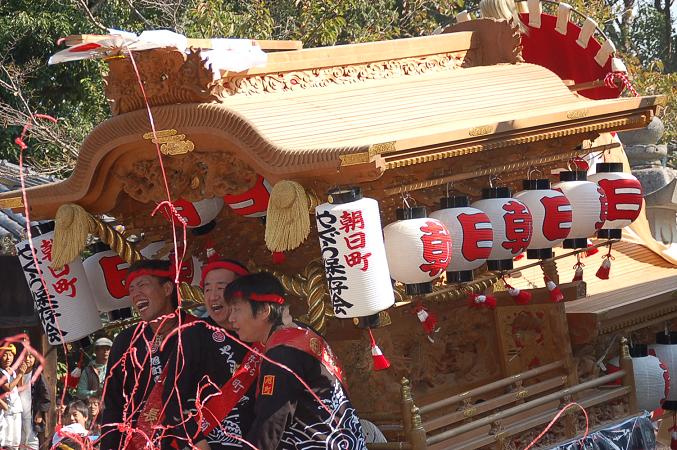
left=52, top=203, right=91, bottom=269
left=265, top=180, right=311, bottom=252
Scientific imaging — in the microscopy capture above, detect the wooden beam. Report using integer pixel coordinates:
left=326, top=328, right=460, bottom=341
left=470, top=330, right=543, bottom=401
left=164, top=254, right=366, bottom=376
left=62, top=34, right=303, bottom=51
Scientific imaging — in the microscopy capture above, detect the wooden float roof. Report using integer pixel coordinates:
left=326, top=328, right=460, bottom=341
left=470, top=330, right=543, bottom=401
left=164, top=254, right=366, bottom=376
left=0, top=30, right=664, bottom=218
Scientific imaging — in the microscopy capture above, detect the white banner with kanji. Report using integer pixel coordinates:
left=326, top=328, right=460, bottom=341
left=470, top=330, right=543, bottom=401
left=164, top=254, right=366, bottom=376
left=15, top=231, right=102, bottom=345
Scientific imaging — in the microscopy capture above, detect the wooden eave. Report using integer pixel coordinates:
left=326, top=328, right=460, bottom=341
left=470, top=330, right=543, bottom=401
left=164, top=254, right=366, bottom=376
left=507, top=240, right=677, bottom=345
left=0, top=53, right=663, bottom=218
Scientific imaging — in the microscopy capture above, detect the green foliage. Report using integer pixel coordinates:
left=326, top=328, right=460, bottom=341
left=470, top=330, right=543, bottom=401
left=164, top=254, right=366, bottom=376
left=630, top=2, right=673, bottom=67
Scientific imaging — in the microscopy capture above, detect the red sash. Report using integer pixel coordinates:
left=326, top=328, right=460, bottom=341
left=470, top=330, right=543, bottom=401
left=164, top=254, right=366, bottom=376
left=265, top=327, right=345, bottom=387
left=201, top=343, right=264, bottom=435
left=128, top=314, right=197, bottom=450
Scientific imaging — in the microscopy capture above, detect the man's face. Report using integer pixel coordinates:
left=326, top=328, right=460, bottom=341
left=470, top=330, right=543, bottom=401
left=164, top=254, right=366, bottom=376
left=228, top=298, right=270, bottom=343
left=87, top=399, right=100, bottom=417
left=67, top=408, right=87, bottom=427
left=128, top=274, right=174, bottom=322
left=203, top=269, right=238, bottom=329
left=95, top=346, right=110, bottom=364
left=0, top=350, right=14, bottom=369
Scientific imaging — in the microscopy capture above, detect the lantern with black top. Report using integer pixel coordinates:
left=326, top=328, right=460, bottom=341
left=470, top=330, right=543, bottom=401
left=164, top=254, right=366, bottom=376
left=430, top=195, right=493, bottom=282
left=552, top=171, right=608, bottom=249
left=384, top=206, right=452, bottom=295
left=315, top=187, right=394, bottom=318
left=472, top=187, right=533, bottom=271
left=514, top=179, right=572, bottom=260
left=588, top=163, right=643, bottom=239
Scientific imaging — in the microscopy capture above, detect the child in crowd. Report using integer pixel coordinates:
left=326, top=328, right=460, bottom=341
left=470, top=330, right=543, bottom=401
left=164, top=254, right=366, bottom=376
left=0, top=343, right=25, bottom=449
left=52, top=400, right=89, bottom=446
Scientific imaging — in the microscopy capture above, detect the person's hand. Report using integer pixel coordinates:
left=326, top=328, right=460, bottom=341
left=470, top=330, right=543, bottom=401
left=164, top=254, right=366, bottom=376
left=17, top=362, right=27, bottom=374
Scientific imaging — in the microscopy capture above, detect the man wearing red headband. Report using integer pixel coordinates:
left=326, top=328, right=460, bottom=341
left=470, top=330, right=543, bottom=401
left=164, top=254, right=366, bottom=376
left=100, top=260, right=207, bottom=450
left=226, top=273, right=367, bottom=450
left=162, top=259, right=257, bottom=450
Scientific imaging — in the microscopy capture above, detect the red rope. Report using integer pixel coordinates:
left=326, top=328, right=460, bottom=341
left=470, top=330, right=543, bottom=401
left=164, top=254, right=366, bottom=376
left=604, top=72, right=639, bottom=97
left=523, top=402, right=589, bottom=450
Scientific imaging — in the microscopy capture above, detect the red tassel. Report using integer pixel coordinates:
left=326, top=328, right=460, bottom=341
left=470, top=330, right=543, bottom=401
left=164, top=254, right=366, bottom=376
left=412, top=305, right=438, bottom=335
left=271, top=251, right=286, bottom=265
left=507, top=285, right=532, bottom=305
left=544, top=275, right=564, bottom=302
left=513, top=253, right=525, bottom=261
left=368, top=329, right=390, bottom=371
left=584, top=240, right=599, bottom=257
left=572, top=255, right=584, bottom=282
left=467, top=293, right=497, bottom=309
left=596, top=258, right=611, bottom=279
left=596, top=245, right=614, bottom=280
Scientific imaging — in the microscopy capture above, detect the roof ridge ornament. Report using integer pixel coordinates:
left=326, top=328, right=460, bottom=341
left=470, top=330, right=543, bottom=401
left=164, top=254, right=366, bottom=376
left=142, top=129, right=195, bottom=156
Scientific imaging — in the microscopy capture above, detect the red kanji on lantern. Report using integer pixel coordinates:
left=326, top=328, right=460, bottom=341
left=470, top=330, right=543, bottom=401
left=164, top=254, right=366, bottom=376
left=49, top=265, right=70, bottom=279
left=457, top=212, right=493, bottom=261
left=540, top=195, right=573, bottom=241
left=99, top=255, right=129, bottom=299
left=40, top=240, right=53, bottom=262
left=53, top=277, right=78, bottom=297
left=501, top=201, right=533, bottom=254
left=597, top=178, right=643, bottom=222
left=339, top=210, right=365, bottom=233
left=344, top=251, right=372, bottom=272
left=419, top=220, right=451, bottom=277
left=595, top=186, right=609, bottom=229
left=344, top=232, right=366, bottom=250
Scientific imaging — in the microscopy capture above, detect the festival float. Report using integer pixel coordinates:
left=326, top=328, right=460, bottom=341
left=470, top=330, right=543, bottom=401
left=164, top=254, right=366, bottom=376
left=1, top=0, right=676, bottom=448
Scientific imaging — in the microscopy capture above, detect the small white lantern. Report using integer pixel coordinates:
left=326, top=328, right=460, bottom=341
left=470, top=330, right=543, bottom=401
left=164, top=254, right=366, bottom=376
left=552, top=171, right=608, bottom=249
left=15, top=223, right=102, bottom=345
left=315, top=187, right=394, bottom=318
left=609, top=344, right=670, bottom=413
left=472, top=187, right=533, bottom=270
left=223, top=175, right=272, bottom=218
left=430, top=196, right=493, bottom=282
left=514, top=179, right=572, bottom=259
left=650, top=332, right=677, bottom=411
left=384, top=206, right=452, bottom=295
left=161, top=197, right=224, bottom=234
left=83, top=246, right=132, bottom=312
left=588, top=163, right=643, bottom=239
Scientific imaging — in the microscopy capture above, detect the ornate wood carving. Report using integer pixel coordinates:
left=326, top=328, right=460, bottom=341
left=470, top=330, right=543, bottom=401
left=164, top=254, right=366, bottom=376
left=105, top=49, right=221, bottom=115
left=117, top=150, right=257, bottom=204
left=223, top=52, right=472, bottom=96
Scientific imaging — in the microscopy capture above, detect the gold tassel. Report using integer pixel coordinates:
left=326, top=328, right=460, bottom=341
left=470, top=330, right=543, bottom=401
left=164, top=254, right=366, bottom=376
left=265, top=180, right=311, bottom=252
left=51, top=204, right=90, bottom=269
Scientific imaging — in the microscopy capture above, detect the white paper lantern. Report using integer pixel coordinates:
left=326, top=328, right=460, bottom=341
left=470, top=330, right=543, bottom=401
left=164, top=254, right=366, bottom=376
left=552, top=171, right=608, bottom=249
left=15, top=225, right=102, bottom=345
left=384, top=206, right=452, bottom=295
left=223, top=175, right=272, bottom=218
left=139, top=241, right=203, bottom=286
left=430, top=196, right=493, bottom=282
left=609, top=345, right=670, bottom=412
left=315, top=187, right=394, bottom=318
left=472, top=187, right=533, bottom=270
left=650, top=332, right=677, bottom=411
left=160, top=197, right=224, bottom=234
left=83, top=248, right=132, bottom=312
left=514, top=179, right=572, bottom=259
left=588, top=163, right=643, bottom=239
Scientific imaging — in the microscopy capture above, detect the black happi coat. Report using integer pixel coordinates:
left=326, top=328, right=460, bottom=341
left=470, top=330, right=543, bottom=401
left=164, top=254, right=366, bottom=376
left=101, top=319, right=178, bottom=450
left=163, top=318, right=254, bottom=450
left=246, top=329, right=366, bottom=450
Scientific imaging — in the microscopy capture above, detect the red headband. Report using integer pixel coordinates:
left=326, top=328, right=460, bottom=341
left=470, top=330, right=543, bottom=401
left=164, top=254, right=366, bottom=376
left=233, top=291, right=285, bottom=305
left=200, top=261, right=250, bottom=288
left=126, top=268, right=175, bottom=287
